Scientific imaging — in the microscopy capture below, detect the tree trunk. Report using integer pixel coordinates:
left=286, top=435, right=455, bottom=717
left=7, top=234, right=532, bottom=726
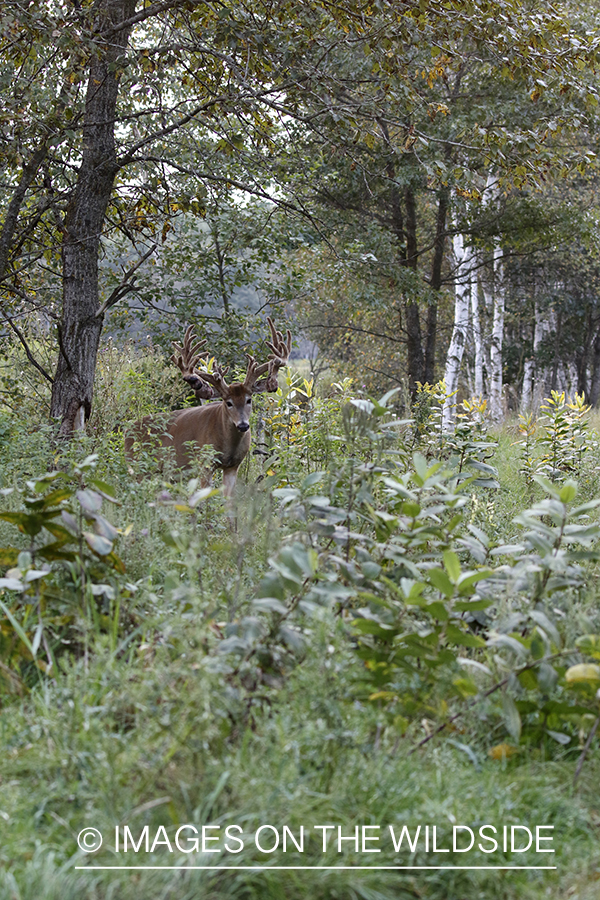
left=482, top=175, right=505, bottom=423
left=589, top=325, right=600, bottom=406
left=521, top=356, right=534, bottom=412
left=405, top=302, right=425, bottom=390
left=50, top=0, right=135, bottom=436
left=550, top=309, right=561, bottom=392
left=425, top=186, right=449, bottom=385
left=403, top=185, right=426, bottom=392
left=531, top=300, right=547, bottom=409
left=488, top=242, right=505, bottom=423
left=471, top=277, right=484, bottom=397
left=443, top=229, right=473, bottom=430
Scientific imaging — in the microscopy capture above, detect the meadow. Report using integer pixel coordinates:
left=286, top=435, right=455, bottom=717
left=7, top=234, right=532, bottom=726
left=0, top=346, right=599, bottom=900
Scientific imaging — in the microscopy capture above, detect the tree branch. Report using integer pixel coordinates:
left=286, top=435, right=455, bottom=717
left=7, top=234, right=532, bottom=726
left=3, top=312, right=54, bottom=385
left=95, top=242, right=158, bottom=318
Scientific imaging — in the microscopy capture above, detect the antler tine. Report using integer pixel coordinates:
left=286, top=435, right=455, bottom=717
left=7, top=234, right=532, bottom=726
left=264, top=315, right=292, bottom=364
left=247, top=317, right=293, bottom=394
left=172, top=324, right=214, bottom=401
left=244, top=354, right=270, bottom=391
left=171, top=324, right=208, bottom=376
left=197, top=359, right=231, bottom=398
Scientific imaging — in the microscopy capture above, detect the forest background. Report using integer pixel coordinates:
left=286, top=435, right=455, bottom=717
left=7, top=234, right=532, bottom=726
left=3, top=1, right=600, bottom=898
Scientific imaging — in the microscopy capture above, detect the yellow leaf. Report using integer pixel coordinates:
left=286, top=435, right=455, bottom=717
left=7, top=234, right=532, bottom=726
left=488, top=743, right=519, bottom=760
left=369, top=691, right=396, bottom=701
left=565, top=664, right=600, bottom=684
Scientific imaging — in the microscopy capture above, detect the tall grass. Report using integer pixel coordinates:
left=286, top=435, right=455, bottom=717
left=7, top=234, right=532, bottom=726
left=0, top=347, right=599, bottom=898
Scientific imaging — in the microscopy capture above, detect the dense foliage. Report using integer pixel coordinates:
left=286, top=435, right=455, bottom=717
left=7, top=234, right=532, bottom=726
left=0, top=346, right=599, bottom=898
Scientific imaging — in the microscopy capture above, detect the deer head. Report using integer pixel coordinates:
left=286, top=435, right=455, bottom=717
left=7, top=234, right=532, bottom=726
left=172, top=317, right=292, bottom=433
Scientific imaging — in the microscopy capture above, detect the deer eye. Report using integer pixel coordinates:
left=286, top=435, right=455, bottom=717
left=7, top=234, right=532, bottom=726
left=226, top=401, right=233, bottom=408
left=246, top=398, right=252, bottom=405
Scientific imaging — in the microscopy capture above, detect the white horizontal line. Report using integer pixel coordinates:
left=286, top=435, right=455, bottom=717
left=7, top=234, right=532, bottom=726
left=75, top=865, right=557, bottom=871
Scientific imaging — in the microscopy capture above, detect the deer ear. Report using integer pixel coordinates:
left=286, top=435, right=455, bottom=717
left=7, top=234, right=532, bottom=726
left=183, top=374, right=214, bottom=399
left=251, top=372, right=279, bottom=394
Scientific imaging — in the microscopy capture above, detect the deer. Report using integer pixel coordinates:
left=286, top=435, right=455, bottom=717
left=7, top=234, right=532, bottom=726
left=125, top=317, right=292, bottom=498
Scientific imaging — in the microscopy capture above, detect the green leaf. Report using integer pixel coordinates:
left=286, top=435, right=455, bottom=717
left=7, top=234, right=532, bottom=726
left=443, top=550, right=461, bottom=582
left=413, top=452, right=428, bottom=480
left=575, top=634, right=600, bottom=660
left=488, top=634, right=529, bottom=660
left=93, top=514, right=119, bottom=542
left=0, top=599, right=34, bottom=656
left=502, top=694, right=522, bottom=742
left=529, top=610, right=560, bottom=647
left=76, top=489, right=103, bottom=515
left=40, top=488, right=72, bottom=507
left=302, top=471, right=325, bottom=489
left=428, top=568, right=454, bottom=598
left=278, top=625, right=305, bottom=652
left=446, top=623, right=485, bottom=648
left=256, top=572, right=285, bottom=602
left=537, top=662, right=558, bottom=692
left=453, top=677, right=478, bottom=697
left=83, top=532, right=113, bottom=556
left=559, top=480, right=577, bottom=503
left=89, top=477, right=119, bottom=502
left=454, top=598, right=493, bottom=612
left=253, top=597, right=288, bottom=615
left=456, top=569, right=492, bottom=594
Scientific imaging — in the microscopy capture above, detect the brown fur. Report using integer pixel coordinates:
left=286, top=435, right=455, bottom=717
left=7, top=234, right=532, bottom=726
left=125, top=384, right=253, bottom=497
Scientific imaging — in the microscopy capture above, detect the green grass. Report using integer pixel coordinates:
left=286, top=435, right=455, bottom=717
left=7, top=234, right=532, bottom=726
left=0, top=641, right=598, bottom=899
left=1, top=356, right=600, bottom=898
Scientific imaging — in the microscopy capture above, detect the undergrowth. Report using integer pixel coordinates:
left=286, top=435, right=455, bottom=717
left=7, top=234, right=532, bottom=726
left=0, top=352, right=599, bottom=899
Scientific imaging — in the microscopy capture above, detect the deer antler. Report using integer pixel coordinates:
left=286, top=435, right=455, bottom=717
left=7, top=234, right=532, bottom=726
left=197, top=360, right=231, bottom=398
left=171, top=325, right=214, bottom=400
left=265, top=316, right=292, bottom=366
left=245, top=316, right=292, bottom=393
left=171, top=325, right=207, bottom=375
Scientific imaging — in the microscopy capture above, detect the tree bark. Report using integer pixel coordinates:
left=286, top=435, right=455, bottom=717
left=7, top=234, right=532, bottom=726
left=443, top=229, right=473, bottom=430
left=50, top=0, right=136, bottom=435
left=482, top=175, right=505, bottom=423
left=403, top=185, right=426, bottom=391
left=471, top=276, right=484, bottom=397
left=425, top=186, right=449, bottom=385
left=589, top=325, right=600, bottom=406
left=531, top=299, right=547, bottom=410
left=488, top=242, right=505, bottom=422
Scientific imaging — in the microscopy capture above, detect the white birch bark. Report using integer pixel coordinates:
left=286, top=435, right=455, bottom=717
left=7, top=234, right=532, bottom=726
left=471, top=278, right=484, bottom=397
left=488, top=243, right=505, bottom=422
left=521, top=296, right=539, bottom=412
left=483, top=175, right=505, bottom=423
left=531, top=303, right=545, bottom=409
left=443, top=229, right=473, bottom=431
left=521, top=355, right=534, bottom=412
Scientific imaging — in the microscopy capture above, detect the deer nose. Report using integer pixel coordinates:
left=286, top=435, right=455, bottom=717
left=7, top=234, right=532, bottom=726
left=237, top=422, right=249, bottom=432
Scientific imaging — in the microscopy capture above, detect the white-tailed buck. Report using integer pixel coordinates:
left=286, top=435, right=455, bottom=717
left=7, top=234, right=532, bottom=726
left=125, top=318, right=291, bottom=496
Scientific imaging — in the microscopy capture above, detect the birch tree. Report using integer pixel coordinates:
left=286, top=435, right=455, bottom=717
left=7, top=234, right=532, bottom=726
left=1, top=0, right=599, bottom=434
left=471, top=278, right=484, bottom=398
left=482, top=177, right=506, bottom=423
left=442, top=226, right=474, bottom=430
